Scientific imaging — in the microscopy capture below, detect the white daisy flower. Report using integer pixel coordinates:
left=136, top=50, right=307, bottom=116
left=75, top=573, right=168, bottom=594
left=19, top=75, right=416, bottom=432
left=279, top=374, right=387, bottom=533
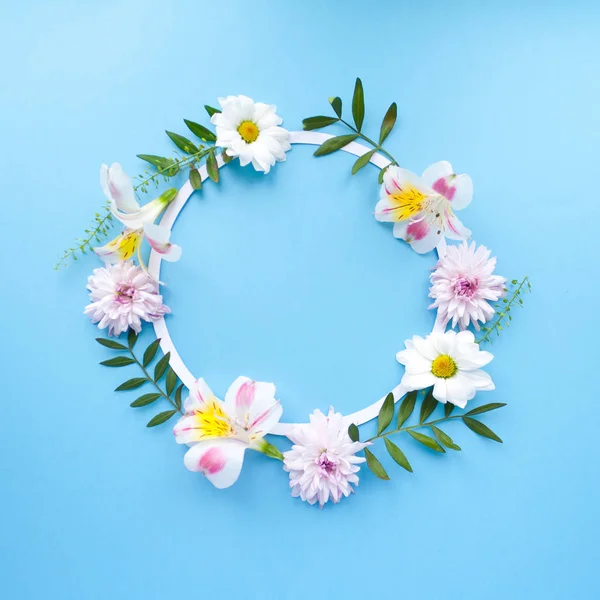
left=211, top=95, right=291, bottom=173
left=283, top=408, right=369, bottom=508
left=396, top=331, right=495, bottom=408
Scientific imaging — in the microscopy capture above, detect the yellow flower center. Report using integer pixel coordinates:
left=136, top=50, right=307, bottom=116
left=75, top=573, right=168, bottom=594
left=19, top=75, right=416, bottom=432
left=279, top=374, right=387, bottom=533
left=431, top=354, right=458, bottom=379
left=388, top=185, right=428, bottom=221
left=237, top=121, right=259, bottom=143
left=193, top=400, right=234, bottom=439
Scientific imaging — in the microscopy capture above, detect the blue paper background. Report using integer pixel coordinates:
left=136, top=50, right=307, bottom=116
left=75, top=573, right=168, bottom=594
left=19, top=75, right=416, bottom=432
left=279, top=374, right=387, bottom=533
left=1, top=1, right=599, bottom=598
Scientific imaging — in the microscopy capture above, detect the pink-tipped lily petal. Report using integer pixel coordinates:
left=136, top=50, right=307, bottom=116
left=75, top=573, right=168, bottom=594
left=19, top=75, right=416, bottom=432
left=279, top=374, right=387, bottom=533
left=100, top=163, right=139, bottom=214
left=143, top=223, right=182, bottom=263
left=183, top=439, right=246, bottom=489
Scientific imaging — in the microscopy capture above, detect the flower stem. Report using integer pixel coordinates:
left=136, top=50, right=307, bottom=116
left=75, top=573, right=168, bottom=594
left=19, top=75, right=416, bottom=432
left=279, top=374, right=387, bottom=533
left=127, top=346, right=183, bottom=415
left=339, top=118, right=398, bottom=165
left=366, top=414, right=462, bottom=443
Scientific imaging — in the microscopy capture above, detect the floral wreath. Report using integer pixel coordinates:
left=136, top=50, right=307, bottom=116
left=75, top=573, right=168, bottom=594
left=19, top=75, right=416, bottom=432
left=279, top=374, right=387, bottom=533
left=60, top=78, right=530, bottom=508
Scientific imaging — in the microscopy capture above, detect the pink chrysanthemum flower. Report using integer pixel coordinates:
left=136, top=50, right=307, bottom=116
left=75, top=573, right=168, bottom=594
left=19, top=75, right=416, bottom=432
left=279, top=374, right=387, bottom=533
left=283, top=408, right=369, bottom=508
left=84, top=261, right=170, bottom=336
left=429, top=241, right=506, bottom=331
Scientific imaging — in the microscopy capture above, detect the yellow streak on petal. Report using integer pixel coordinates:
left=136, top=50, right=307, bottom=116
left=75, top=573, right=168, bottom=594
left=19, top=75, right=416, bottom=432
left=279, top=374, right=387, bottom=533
left=387, top=184, right=428, bottom=221
left=109, top=230, right=142, bottom=260
left=192, top=398, right=234, bottom=440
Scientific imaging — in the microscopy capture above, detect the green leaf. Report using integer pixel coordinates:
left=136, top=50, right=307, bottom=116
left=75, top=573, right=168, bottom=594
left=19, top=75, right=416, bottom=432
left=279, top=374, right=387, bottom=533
left=329, top=96, right=342, bottom=118
left=462, top=417, right=503, bottom=443
left=204, top=105, right=221, bottom=117
left=351, top=149, right=376, bottom=175
left=313, top=134, right=358, bottom=157
left=377, top=392, right=395, bottom=434
left=384, top=438, right=413, bottom=472
left=154, top=352, right=171, bottom=381
left=137, top=154, right=171, bottom=170
left=302, top=116, right=339, bottom=131
left=378, top=102, right=397, bottom=144
left=166, top=367, right=178, bottom=396
left=420, top=388, right=438, bottom=423
left=174, top=384, right=184, bottom=411
left=115, top=377, right=147, bottom=392
left=189, top=168, right=202, bottom=190
left=166, top=130, right=199, bottom=154
left=407, top=430, right=445, bottom=453
left=364, top=448, right=390, bottom=480
left=352, top=77, right=365, bottom=131
left=100, top=356, right=135, bottom=367
left=130, top=393, right=161, bottom=407
left=465, top=403, right=507, bottom=416
left=221, top=151, right=233, bottom=164
left=431, top=425, right=461, bottom=451
left=397, top=390, right=417, bottom=427
left=127, top=328, right=138, bottom=349
left=348, top=423, right=360, bottom=442
left=378, top=164, right=390, bottom=184
left=184, top=119, right=217, bottom=143
left=206, top=150, right=219, bottom=182
left=147, top=410, right=177, bottom=427
left=444, top=402, right=455, bottom=417
left=96, top=338, right=127, bottom=351
left=143, top=339, right=161, bottom=367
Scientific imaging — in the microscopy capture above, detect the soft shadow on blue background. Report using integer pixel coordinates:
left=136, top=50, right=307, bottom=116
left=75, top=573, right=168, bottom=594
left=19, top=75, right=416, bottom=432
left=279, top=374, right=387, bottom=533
left=1, top=1, right=598, bottom=598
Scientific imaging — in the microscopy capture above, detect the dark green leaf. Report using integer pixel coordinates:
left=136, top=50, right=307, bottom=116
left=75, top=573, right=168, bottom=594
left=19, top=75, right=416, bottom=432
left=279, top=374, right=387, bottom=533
left=204, top=105, right=221, bottom=117
left=96, top=338, right=127, bottom=351
left=221, top=151, right=233, bottom=164
left=364, top=448, right=390, bottom=480
left=378, top=164, right=390, bottom=184
left=147, top=410, right=177, bottom=427
left=143, top=339, right=161, bottom=367
left=377, top=392, right=395, bottom=434
left=130, top=393, right=161, bottom=407
left=313, top=134, right=358, bottom=157
left=431, top=425, right=461, bottom=451
left=352, top=77, right=365, bottom=131
left=100, top=356, right=135, bottom=367
left=154, top=352, right=171, bottom=381
left=166, top=130, right=199, bottom=154
left=348, top=423, right=360, bottom=442
left=378, top=102, right=397, bottom=144
left=206, top=150, right=219, bottom=182
left=127, top=328, right=138, bottom=349
left=407, top=430, right=446, bottom=453
left=137, top=154, right=168, bottom=168
left=384, top=438, right=413, bottom=472
left=420, top=388, right=438, bottom=424
left=465, top=403, right=507, bottom=416
left=174, top=384, right=184, bottom=411
left=329, top=96, right=342, bottom=118
left=184, top=119, right=217, bottom=143
left=351, top=149, right=376, bottom=175
left=302, top=116, right=339, bottom=131
left=444, top=402, right=455, bottom=417
left=115, top=377, right=147, bottom=392
left=462, top=417, right=503, bottom=443
left=166, top=367, right=178, bottom=396
left=397, top=390, right=417, bottom=427
left=189, top=168, right=202, bottom=190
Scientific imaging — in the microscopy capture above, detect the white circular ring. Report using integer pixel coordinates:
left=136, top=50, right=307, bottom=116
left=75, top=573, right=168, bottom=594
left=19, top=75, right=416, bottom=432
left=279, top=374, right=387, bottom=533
left=148, top=130, right=445, bottom=436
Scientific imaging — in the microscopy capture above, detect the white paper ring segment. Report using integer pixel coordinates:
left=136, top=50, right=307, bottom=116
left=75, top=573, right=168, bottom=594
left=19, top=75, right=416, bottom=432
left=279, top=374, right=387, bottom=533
left=148, top=130, right=444, bottom=437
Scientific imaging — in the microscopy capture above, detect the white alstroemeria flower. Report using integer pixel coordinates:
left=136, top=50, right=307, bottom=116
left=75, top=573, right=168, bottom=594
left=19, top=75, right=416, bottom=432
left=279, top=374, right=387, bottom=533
left=173, top=377, right=283, bottom=489
left=211, top=95, right=291, bottom=174
left=94, top=163, right=181, bottom=264
left=396, top=330, right=495, bottom=408
left=375, top=161, right=472, bottom=254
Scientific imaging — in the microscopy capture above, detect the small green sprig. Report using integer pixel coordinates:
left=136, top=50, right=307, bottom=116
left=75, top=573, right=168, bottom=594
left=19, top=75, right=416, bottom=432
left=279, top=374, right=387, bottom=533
left=477, top=276, right=531, bottom=344
left=56, top=105, right=224, bottom=269
left=96, top=329, right=184, bottom=427
left=350, top=389, right=506, bottom=480
left=303, top=77, right=398, bottom=182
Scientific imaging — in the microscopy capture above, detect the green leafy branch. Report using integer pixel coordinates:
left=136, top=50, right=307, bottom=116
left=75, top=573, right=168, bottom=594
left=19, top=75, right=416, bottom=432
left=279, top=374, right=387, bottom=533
left=477, top=276, right=532, bottom=344
left=56, top=105, right=225, bottom=269
left=349, top=389, right=506, bottom=480
left=96, top=329, right=184, bottom=427
left=303, top=77, right=398, bottom=182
